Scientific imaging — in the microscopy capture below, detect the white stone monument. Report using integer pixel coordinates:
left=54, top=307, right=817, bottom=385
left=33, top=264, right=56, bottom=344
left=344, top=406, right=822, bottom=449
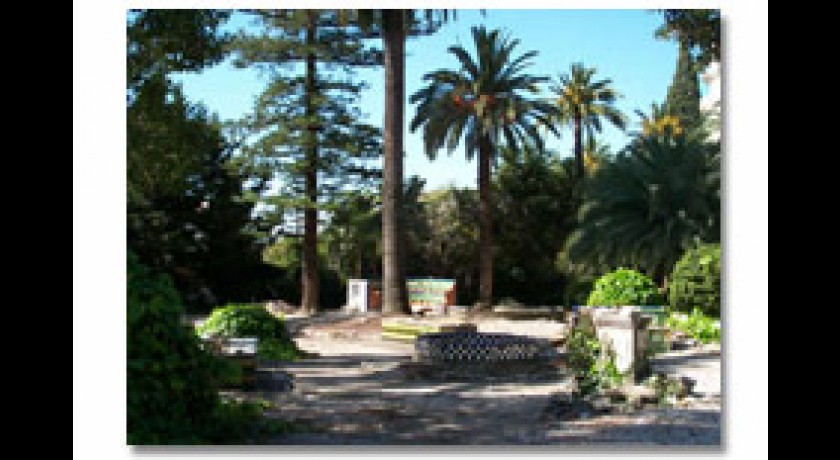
left=346, top=279, right=369, bottom=313
left=585, top=307, right=652, bottom=381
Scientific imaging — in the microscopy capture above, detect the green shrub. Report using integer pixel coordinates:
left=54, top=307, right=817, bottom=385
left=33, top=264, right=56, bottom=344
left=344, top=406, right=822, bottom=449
left=198, top=304, right=289, bottom=340
left=204, top=398, right=300, bottom=444
left=586, top=268, right=664, bottom=307
left=566, top=325, right=624, bottom=397
left=669, top=243, right=721, bottom=316
left=644, top=373, right=688, bottom=405
left=197, top=304, right=303, bottom=361
left=666, top=308, right=721, bottom=344
left=127, top=253, right=227, bottom=443
left=127, top=253, right=282, bottom=444
left=257, top=339, right=304, bottom=361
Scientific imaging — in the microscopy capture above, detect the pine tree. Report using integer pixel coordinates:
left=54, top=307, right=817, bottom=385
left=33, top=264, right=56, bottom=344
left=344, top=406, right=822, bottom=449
left=127, top=9, right=230, bottom=92
left=230, top=10, right=382, bottom=314
left=665, top=41, right=702, bottom=134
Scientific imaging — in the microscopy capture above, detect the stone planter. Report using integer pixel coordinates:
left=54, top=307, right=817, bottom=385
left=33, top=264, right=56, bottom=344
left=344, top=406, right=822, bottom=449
left=202, top=336, right=259, bottom=388
left=572, top=306, right=665, bottom=382
left=221, top=337, right=258, bottom=356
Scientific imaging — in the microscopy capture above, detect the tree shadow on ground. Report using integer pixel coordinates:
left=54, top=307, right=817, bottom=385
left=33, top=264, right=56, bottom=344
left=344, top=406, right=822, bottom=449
left=247, top=351, right=719, bottom=445
left=261, top=353, right=408, bottom=369
left=541, top=408, right=721, bottom=446
left=650, top=348, right=720, bottom=368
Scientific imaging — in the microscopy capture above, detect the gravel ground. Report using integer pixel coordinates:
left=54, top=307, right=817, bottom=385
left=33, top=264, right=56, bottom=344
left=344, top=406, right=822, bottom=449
left=651, top=344, right=721, bottom=397
left=249, top=313, right=721, bottom=446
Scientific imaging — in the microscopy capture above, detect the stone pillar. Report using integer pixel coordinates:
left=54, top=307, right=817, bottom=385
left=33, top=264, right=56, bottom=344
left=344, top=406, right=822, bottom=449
left=589, top=307, right=650, bottom=382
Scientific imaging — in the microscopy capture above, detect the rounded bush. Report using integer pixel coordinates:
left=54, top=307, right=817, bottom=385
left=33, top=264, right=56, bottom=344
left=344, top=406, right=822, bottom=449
left=586, top=268, right=664, bottom=307
left=198, top=304, right=289, bottom=340
left=127, top=252, right=224, bottom=444
left=669, top=243, right=721, bottom=317
left=197, top=304, right=301, bottom=360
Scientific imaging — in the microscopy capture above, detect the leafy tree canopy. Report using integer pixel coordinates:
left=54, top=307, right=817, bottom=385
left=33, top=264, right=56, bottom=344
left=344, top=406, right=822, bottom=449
left=127, top=9, right=231, bottom=90
left=655, top=9, right=721, bottom=67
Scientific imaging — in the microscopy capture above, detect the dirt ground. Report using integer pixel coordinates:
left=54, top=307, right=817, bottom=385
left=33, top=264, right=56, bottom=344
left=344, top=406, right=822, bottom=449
left=250, top=311, right=722, bottom=445
left=285, top=310, right=569, bottom=341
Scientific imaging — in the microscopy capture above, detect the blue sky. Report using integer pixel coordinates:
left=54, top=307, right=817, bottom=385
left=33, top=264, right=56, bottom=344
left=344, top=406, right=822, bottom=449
left=173, top=9, right=696, bottom=190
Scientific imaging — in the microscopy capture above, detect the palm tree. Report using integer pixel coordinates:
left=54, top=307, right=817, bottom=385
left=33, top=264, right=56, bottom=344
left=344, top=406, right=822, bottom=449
left=634, top=101, right=716, bottom=143
left=550, top=63, right=626, bottom=178
left=410, top=26, right=558, bottom=308
left=565, top=134, right=720, bottom=285
left=634, top=102, right=684, bottom=138
left=583, top=136, right=612, bottom=174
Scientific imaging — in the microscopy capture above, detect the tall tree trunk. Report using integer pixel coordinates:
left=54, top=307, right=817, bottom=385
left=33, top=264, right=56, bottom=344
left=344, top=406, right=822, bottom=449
left=380, top=9, right=408, bottom=314
left=656, top=261, right=670, bottom=298
left=573, top=113, right=584, bottom=178
left=301, top=11, right=319, bottom=314
left=477, top=135, right=494, bottom=309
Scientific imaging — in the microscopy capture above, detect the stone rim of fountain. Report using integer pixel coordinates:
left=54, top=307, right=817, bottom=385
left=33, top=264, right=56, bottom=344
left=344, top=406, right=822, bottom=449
left=414, top=330, right=557, bottom=364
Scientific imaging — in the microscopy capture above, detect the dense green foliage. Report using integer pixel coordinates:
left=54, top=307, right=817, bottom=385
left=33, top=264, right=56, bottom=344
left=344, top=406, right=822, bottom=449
left=127, top=75, right=278, bottom=310
left=664, top=41, right=702, bottom=134
left=669, top=243, right=721, bottom=316
left=128, top=253, right=284, bottom=444
left=666, top=309, right=721, bottom=344
left=586, top=268, right=664, bottom=306
left=127, top=10, right=282, bottom=312
left=197, top=304, right=304, bottom=360
left=493, top=150, right=580, bottom=305
left=198, top=304, right=291, bottom=342
left=406, top=184, right=480, bottom=302
left=567, top=325, right=624, bottom=397
left=127, top=252, right=219, bottom=443
left=261, top=237, right=349, bottom=310
left=656, top=9, right=720, bottom=67
left=127, top=9, right=230, bottom=89
left=322, top=191, right=382, bottom=281
left=567, top=134, right=720, bottom=282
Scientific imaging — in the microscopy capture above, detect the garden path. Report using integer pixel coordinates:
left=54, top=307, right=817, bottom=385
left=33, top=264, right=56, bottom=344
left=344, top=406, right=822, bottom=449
left=254, top=313, right=721, bottom=445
